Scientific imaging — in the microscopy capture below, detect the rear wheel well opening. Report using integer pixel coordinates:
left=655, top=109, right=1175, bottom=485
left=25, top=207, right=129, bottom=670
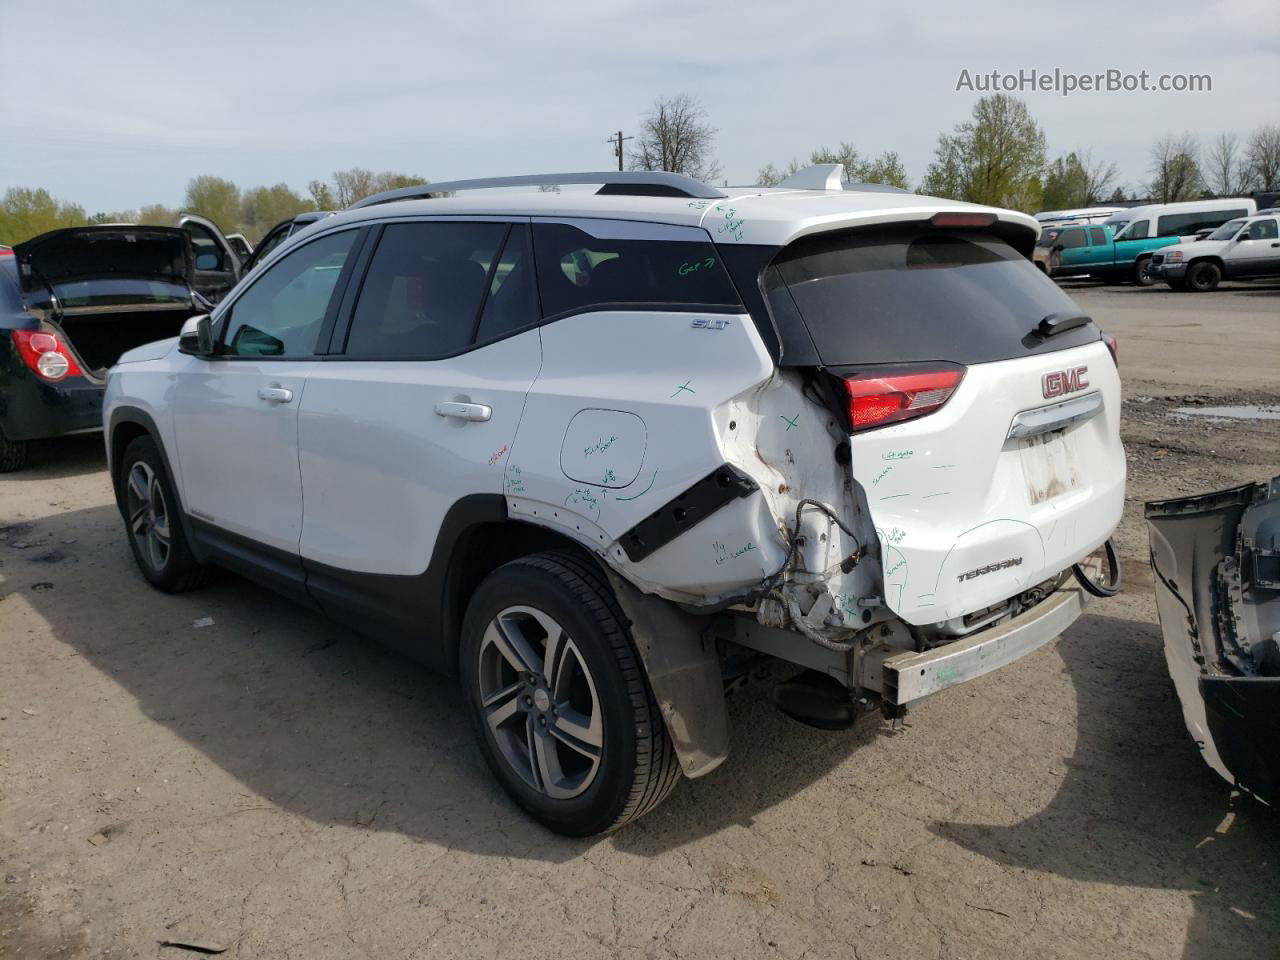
left=441, top=520, right=610, bottom=675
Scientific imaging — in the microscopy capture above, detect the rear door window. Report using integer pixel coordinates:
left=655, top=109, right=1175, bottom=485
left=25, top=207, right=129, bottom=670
left=1059, top=229, right=1086, bottom=249
left=343, top=221, right=508, bottom=358
left=767, top=227, right=1096, bottom=366
left=1089, top=227, right=1107, bottom=245
left=532, top=220, right=740, bottom=318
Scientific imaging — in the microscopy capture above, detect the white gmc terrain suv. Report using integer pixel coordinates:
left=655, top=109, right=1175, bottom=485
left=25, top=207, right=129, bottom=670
left=104, top=167, right=1125, bottom=835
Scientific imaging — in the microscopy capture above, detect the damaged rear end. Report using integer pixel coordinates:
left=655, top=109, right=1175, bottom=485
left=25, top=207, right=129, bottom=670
left=13, top=226, right=203, bottom=378
left=709, top=211, right=1125, bottom=721
left=1146, top=479, right=1280, bottom=805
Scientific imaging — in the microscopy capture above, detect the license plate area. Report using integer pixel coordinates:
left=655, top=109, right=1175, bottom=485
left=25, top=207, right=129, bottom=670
left=1018, top=429, right=1079, bottom=504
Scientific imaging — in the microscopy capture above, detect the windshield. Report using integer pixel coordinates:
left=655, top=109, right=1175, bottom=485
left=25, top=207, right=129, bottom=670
left=1036, top=228, right=1062, bottom=248
left=1109, top=219, right=1133, bottom=239
left=1207, top=218, right=1246, bottom=241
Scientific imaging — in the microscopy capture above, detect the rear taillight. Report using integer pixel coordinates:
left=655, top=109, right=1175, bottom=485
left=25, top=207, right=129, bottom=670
left=1101, top=332, right=1118, bottom=364
left=842, top=366, right=964, bottom=432
left=12, top=329, right=83, bottom=381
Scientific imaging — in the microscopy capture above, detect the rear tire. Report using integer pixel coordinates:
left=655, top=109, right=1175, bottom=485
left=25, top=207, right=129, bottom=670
left=0, top=426, right=29, bottom=472
left=1185, top=261, right=1221, bottom=292
left=119, top=435, right=211, bottom=592
left=1133, top=256, right=1155, bottom=286
left=460, top=552, right=681, bottom=835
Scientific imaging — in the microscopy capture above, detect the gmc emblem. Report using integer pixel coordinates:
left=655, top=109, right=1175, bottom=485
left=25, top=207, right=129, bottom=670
left=1042, top=366, right=1089, bottom=399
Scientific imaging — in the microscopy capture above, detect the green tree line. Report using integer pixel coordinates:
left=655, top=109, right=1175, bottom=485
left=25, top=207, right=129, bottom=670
left=0, top=168, right=426, bottom=247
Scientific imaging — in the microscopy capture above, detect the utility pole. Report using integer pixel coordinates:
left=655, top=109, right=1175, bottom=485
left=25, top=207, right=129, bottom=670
left=607, top=130, right=633, bottom=171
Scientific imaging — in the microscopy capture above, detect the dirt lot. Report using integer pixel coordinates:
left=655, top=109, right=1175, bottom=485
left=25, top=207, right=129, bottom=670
left=2, top=281, right=1277, bottom=960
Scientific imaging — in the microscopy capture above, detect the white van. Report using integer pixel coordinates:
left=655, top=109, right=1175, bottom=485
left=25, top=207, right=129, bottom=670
left=1104, top=198, right=1257, bottom=241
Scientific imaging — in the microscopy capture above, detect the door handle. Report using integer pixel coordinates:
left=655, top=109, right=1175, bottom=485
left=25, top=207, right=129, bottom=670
left=434, top=401, right=492, bottom=422
left=257, top=386, right=294, bottom=404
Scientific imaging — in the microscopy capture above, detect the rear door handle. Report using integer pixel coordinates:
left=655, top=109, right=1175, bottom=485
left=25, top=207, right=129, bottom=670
left=257, top=386, right=294, bottom=404
left=434, top=401, right=492, bottom=422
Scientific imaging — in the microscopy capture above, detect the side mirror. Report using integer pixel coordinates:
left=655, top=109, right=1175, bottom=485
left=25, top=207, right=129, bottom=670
left=178, top=314, right=215, bottom=357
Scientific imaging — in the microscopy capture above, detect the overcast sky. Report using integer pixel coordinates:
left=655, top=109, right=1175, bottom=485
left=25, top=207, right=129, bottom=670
left=2, top=0, right=1276, bottom=212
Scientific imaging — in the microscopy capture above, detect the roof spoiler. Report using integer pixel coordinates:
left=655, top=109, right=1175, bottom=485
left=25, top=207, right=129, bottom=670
left=349, top=171, right=726, bottom=209
left=773, top=163, right=910, bottom=194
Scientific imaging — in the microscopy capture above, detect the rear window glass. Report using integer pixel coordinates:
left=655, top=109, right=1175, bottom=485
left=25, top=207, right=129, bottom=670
left=532, top=222, right=740, bottom=318
left=769, top=228, right=1096, bottom=366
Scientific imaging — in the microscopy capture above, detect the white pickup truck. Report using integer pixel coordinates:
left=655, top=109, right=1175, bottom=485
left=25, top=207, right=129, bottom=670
left=1151, top=214, right=1280, bottom=290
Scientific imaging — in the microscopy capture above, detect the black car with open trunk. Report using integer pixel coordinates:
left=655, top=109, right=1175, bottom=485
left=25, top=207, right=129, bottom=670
left=0, top=226, right=208, bottom=470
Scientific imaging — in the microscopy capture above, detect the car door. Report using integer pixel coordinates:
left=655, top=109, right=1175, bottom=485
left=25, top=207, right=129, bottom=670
left=241, top=218, right=298, bottom=274
left=177, top=213, right=242, bottom=302
left=169, top=227, right=362, bottom=598
left=296, top=218, right=542, bottom=645
left=1056, top=227, right=1090, bottom=270
left=1228, top=218, right=1280, bottom=277
left=1084, top=226, right=1109, bottom=267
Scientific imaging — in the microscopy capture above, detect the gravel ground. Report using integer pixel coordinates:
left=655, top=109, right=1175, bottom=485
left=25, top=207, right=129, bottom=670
left=1, top=281, right=1277, bottom=960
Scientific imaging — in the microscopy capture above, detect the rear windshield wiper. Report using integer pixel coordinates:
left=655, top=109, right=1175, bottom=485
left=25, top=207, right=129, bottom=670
left=1036, top=311, right=1091, bottom=338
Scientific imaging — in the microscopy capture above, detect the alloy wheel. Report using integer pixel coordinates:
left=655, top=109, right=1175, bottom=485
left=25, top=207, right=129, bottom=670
left=477, top=605, right=603, bottom=800
left=126, top=461, right=171, bottom=572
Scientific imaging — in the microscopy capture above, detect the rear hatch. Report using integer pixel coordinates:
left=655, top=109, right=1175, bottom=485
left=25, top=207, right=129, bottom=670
left=14, top=226, right=197, bottom=374
left=767, top=223, right=1126, bottom=625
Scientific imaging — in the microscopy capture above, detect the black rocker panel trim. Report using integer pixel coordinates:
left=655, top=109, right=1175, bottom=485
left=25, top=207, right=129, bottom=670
left=620, top=464, right=759, bottom=562
left=301, top=493, right=508, bottom=671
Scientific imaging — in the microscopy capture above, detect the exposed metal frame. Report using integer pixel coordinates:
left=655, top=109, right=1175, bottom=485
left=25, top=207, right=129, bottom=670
left=350, top=171, right=727, bottom=209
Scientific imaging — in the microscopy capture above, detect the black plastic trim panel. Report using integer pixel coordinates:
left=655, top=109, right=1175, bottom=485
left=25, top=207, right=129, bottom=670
left=620, top=465, right=759, bottom=562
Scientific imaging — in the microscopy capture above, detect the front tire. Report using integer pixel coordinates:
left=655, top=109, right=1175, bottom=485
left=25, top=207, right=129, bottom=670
left=0, top=426, right=29, bottom=472
left=460, top=552, right=680, bottom=835
left=119, top=435, right=210, bottom=592
left=1133, top=256, right=1155, bottom=286
left=1185, top=261, right=1221, bottom=292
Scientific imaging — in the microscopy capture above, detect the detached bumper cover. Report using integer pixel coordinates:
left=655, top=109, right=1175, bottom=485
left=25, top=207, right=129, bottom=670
left=1146, top=478, right=1280, bottom=806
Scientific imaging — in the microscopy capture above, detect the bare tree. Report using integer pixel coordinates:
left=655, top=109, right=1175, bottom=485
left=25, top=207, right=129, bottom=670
left=1149, top=133, right=1202, bottom=203
left=631, top=94, right=721, bottom=183
left=1078, top=150, right=1120, bottom=204
left=1206, top=133, right=1254, bottom=196
left=1246, top=123, right=1280, bottom=192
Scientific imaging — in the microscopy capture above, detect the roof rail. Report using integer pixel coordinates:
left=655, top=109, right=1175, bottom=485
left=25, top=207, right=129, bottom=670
left=349, top=171, right=726, bottom=208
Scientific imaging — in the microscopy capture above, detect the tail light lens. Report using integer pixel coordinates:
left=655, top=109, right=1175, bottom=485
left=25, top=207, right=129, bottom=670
left=842, top=366, right=964, bottom=432
left=12, top=329, right=83, bottom=381
left=1101, top=332, right=1118, bottom=364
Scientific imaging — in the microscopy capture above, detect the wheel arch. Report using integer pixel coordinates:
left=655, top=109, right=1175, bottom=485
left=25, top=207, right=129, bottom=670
left=107, top=407, right=181, bottom=517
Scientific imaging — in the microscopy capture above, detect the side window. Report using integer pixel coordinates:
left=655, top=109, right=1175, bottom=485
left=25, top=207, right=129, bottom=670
left=343, top=221, right=508, bottom=358
left=532, top=221, right=741, bottom=318
left=475, top=224, right=539, bottom=344
left=221, top=229, right=357, bottom=357
left=1247, top=219, right=1278, bottom=240
left=1089, top=227, right=1106, bottom=246
left=1059, top=229, right=1086, bottom=249
left=183, top=221, right=230, bottom=271
left=1126, top=220, right=1150, bottom=240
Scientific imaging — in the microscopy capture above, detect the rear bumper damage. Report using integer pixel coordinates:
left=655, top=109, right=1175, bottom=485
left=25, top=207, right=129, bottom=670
left=1146, top=478, right=1280, bottom=806
left=860, top=580, right=1087, bottom=705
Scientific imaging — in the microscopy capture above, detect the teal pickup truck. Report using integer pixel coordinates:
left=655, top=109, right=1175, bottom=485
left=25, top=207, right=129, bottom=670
left=1035, top=199, right=1255, bottom=284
